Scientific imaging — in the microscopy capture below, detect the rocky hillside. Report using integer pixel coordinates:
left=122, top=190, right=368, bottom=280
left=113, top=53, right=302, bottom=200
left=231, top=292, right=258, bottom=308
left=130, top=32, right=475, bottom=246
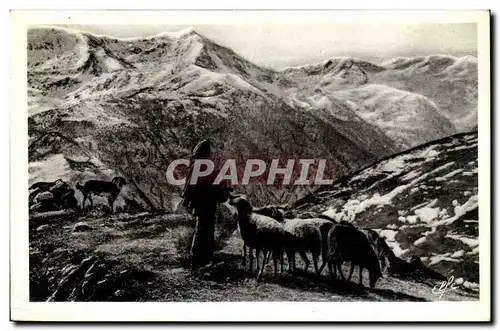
left=28, top=27, right=399, bottom=209
left=294, top=131, right=478, bottom=287
left=27, top=26, right=477, bottom=210
left=29, top=131, right=479, bottom=303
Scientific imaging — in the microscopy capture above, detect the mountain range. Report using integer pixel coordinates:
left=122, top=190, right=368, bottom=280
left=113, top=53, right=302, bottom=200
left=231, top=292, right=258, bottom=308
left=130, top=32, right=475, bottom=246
left=27, top=26, right=478, bottom=209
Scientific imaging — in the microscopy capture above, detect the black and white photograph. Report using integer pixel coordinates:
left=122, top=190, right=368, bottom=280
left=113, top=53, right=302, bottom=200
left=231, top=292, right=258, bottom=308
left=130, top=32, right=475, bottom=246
left=9, top=9, right=491, bottom=322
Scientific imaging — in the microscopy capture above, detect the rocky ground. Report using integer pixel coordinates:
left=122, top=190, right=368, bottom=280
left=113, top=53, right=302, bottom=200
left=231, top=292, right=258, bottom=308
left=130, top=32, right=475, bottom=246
left=29, top=209, right=478, bottom=302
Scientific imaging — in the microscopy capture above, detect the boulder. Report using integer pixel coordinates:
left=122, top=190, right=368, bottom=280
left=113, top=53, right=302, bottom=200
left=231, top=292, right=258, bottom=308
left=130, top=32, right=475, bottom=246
left=36, top=224, right=50, bottom=232
left=29, top=180, right=77, bottom=212
left=73, top=222, right=93, bottom=232
left=34, top=191, right=54, bottom=203
left=49, top=180, right=70, bottom=199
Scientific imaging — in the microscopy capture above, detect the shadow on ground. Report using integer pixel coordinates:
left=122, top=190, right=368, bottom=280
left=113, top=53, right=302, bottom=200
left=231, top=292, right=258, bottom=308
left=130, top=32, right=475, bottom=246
left=189, top=251, right=428, bottom=302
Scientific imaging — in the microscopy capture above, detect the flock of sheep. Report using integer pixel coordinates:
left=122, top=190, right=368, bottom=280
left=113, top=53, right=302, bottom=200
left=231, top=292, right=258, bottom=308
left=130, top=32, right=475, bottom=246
left=228, top=194, right=397, bottom=289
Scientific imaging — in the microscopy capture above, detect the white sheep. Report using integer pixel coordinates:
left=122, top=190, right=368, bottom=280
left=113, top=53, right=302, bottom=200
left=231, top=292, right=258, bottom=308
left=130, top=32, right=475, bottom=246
left=282, top=218, right=323, bottom=275
left=299, top=218, right=336, bottom=274
left=277, top=216, right=336, bottom=275
left=229, top=195, right=286, bottom=281
left=241, top=204, right=286, bottom=267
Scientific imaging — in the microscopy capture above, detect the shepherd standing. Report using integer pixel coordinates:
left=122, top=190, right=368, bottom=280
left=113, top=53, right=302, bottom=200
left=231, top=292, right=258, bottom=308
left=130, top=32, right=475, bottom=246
left=180, top=139, right=231, bottom=270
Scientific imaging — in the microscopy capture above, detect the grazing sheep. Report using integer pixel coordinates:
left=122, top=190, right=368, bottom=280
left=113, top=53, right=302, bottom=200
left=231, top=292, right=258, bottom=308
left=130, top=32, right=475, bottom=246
left=240, top=204, right=286, bottom=266
left=318, top=219, right=393, bottom=274
left=284, top=216, right=337, bottom=275
left=310, top=219, right=337, bottom=274
left=229, top=195, right=286, bottom=281
left=360, top=228, right=394, bottom=273
left=327, top=224, right=382, bottom=288
left=283, top=218, right=322, bottom=275
left=284, top=217, right=336, bottom=275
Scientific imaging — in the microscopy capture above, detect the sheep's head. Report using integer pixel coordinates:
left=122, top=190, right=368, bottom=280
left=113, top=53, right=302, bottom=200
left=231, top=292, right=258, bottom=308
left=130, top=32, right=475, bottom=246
left=229, top=195, right=253, bottom=216
left=254, top=205, right=285, bottom=223
left=112, top=176, right=127, bottom=188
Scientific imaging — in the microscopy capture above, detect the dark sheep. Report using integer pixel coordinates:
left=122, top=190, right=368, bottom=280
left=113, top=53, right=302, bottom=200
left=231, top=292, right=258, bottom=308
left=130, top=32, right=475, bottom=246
left=76, top=176, right=127, bottom=212
left=327, top=224, right=383, bottom=288
left=360, top=228, right=395, bottom=273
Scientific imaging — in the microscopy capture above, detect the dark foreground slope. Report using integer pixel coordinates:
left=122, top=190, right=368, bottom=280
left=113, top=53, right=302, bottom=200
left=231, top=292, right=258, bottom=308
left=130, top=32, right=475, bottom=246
left=30, top=207, right=477, bottom=302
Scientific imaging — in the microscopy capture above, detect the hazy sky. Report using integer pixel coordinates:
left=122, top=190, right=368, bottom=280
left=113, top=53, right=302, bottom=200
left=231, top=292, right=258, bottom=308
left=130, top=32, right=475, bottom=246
left=61, top=23, right=477, bottom=69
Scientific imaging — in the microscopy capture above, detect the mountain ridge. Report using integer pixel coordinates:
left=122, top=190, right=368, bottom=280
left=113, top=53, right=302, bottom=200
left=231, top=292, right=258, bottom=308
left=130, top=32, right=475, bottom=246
left=27, top=26, right=477, bottom=209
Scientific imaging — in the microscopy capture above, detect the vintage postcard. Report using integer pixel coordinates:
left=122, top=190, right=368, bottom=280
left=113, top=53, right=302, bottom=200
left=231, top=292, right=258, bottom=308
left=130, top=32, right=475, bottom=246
left=10, top=10, right=491, bottom=321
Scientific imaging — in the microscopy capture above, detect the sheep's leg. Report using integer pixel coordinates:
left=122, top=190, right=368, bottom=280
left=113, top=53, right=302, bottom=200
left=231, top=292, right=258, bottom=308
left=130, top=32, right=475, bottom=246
left=82, top=194, right=87, bottom=210
left=318, top=242, right=329, bottom=274
left=265, top=251, right=272, bottom=264
left=336, top=263, right=346, bottom=281
left=328, top=261, right=335, bottom=281
left=263, top=251, right=272, bottom=275
left=257, top=251, right=269, bottom=282
left=273, top=252, right=278, bottom=278
left=256, top=248, right=261, bottom=272
left=286, top=250, right=294, bottom=272
left=242, top=244, right=247, bottom=266
left=359, top=266, right=364, bottom=286
left=347, top=263, right=355, bottom=282
left=108, top=194, right=117, bottom=214
left=280, top=252, right=284, bottom=274
left=249, top=247, right=254, bottom=273
left=318, top=260, right=327, bottom=275
left=299, top=250, right=310, bottom=272
left=88, top=194, right=93, bottom=208
left=312, top=253, right=320, bottom=276
left=263, top=249, right=271, bottom=265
